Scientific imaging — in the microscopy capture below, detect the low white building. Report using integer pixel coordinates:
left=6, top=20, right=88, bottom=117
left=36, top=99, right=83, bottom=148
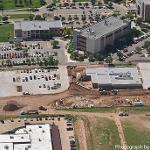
left=86, top=67, right=142, bottom=89
left=0, top=124, right=53, bottom=150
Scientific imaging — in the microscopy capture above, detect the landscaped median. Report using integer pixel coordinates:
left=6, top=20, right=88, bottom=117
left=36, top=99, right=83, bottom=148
left=8, top=14, right=35, bottom=19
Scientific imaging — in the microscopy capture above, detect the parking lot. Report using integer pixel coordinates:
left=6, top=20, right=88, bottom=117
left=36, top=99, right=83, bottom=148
left=0, top=66, right=69, bottom=97
left=0, top=116, right=76, bottom=150
left=0, top=40, right=67, bottom=66
left=53, top=4, right=113, bottom=28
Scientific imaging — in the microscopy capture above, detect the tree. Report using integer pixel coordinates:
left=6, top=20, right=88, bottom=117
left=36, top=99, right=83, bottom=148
left=68, top=15, right=72, bottom=21
left=51, top=40, right=59, bottom=48
left=26, top=59, right=31, bottom=65
left=91, top=0, right=96, bottom=5
left=147, top=47, right=150, bottom=54
left=34, top=15, right=45, bottom=20
left=0, top=4, right=4, bottom=11
left=54, top=16, right=60, bottom=20
left=29, top=14, right=34, bottom=20
left=108, top=1, right=113, bottom=8
left=15, top=41, right=22, bottom=50
left=62, top=27, right=73, bottom=37
left=105, top=56, right=113, bottom=64
left=43, top=58, right=48, bottom=66
left=74, top=15, right=79, bottom=20
left=144, top=41, right=150, bottom=49
left=95, top=15, right=100, bottom=22
left=81, top=15, right=86, bottom=22
left=47, top=56, right=58, bottom=66
left=36, top=57, right=41, bottom=64
left=31, top=58, right=35, bottom=64
left=136, top=17, right=143, bottom=26
left=6, top=60, right=12, bottom=67
left=2, top=16, right=8, bottom=21
left=135, top=47, right=142, bottom=54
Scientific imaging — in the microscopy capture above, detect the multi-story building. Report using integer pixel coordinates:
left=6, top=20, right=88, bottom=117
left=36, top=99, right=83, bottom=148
left=14, top=20, right=63, bottom=40
left=73, top=16, right=131, bottom=54
left=136, top=0, right=150, bottom=22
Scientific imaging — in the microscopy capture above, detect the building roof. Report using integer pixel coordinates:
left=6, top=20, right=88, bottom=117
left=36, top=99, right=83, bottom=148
left=14, top=20, right=62, bottom=31
left=86, top=67, right=141, bottom=86
left=138, top=63, right=150, bottom=89
left=78, top=16, right=130, bottom=39
left=0, top=124, right=53, bottom=150
left=0, top=134, right=30, bottom=143
left=0, top=143, right=13, bottom=150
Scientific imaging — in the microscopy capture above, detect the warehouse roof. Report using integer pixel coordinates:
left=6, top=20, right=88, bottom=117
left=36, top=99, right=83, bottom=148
left=14, top=20, right=62, bottom=31
left=138, top=63, right=150, bottom=89
left=86, top=67, right=141, bottom=86
left=79, top=16, right=130, bottom=39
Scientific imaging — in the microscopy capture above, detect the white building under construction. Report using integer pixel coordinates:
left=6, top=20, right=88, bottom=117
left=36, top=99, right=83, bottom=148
left=86, top=67, right=142, bottom=89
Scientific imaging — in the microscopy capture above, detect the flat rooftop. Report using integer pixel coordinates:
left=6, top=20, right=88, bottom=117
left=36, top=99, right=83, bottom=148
left=86, top=67, right=141, bottom=86
left=14, top=20, right=62, bottom=31
left=0, top=124, right=53, bottom=150
left=138, top=63, right=150, bottom=89
left=78, top=16, right=130, bottom=39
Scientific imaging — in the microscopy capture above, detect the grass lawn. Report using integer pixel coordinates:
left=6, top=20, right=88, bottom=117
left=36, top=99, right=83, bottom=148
left=64, top=105, right=150, bottom=113
left=0, top=24, right=14, bottom=42
left=8, top=14, right=34, bottom=19
left=122, top=121, right=150, bottom=146
left=83, top=117, right=120, bottom=150
left=0, top=0, right=41, bottom=10
left=120, top=105, right=150, bottom=113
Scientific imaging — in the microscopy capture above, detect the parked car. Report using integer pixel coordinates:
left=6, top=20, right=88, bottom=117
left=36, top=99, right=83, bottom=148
left=118, top=112, right=129, bottom=116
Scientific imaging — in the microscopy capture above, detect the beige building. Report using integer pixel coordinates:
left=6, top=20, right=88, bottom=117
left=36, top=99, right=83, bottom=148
left=73, top=16, right=131, bottom=54
left=14, top=20, right=63, bottom=40
left=136, top=0, right=150, bottom=22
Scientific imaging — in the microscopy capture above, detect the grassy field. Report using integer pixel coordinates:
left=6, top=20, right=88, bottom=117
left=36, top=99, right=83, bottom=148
left=0, top=24, right=14, bottom=42
left=82, top=117, right=120, bottom=150
left=0, top=0, right=41, bottom=10
left=64, top=107, right=115, bottom=113
left=122, top=120, right=150, bottom=146
left=8, top=14, right=34, bottom=19
left=65, top=105, right=150, bottom=113
left=120, top=105, right=150, bottom=113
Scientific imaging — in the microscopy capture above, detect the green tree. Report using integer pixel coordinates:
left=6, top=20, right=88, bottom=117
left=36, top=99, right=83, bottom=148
left=6, top=60, right=12, bottom=67
left=2, top=16, right=8, bottom=21
left=147, top=47, right=150, bottom=54
left=105, top=56, right=113, bottom=64
left=26, top=59, right=31, bottom=65
left=135, top=46, right=142, bottom=54
left=43, top=58, right=48, bottom=66
left=0, top=4, right=4, bottom=11
left=47, top=56, right=58, bottom=66
left=144, top=41, right=150, bottom=49
left=34, top=15, right=45, bottom=20
left=91, top=0, right=96, bottom=5
left=51, top=40, right=59, bottom=48
left=108, top=1, right=113, bottom=8
left=62, top=27, right=73, bottom=37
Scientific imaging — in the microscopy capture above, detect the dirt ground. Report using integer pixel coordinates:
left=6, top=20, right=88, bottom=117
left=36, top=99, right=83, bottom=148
left=0, top=83, right=150, bottom=116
